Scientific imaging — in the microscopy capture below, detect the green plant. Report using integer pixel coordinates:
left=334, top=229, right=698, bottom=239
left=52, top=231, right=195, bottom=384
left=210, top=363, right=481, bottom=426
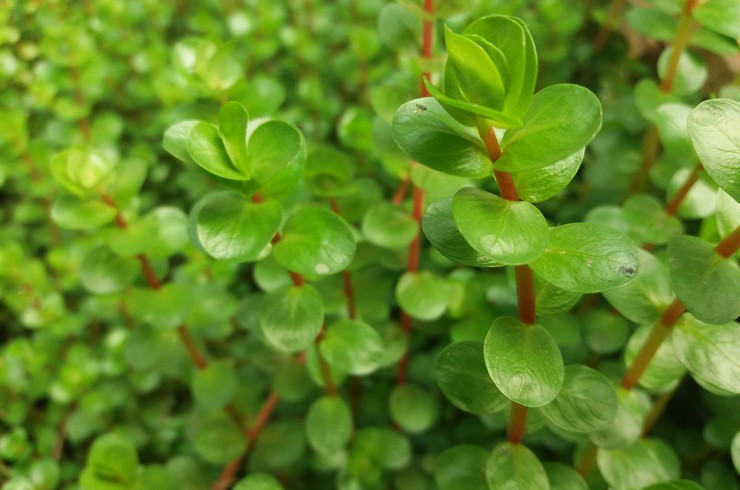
left=1, top=1, right=739, bottom=490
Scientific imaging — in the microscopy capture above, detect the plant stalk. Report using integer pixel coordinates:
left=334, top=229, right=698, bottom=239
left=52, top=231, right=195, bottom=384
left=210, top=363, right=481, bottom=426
left=660, top=0, right=699, bottom=94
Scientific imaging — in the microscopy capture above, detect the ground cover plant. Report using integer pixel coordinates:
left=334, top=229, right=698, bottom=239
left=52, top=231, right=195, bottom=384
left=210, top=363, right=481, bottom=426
left=1, top=0, right=739, bottom=489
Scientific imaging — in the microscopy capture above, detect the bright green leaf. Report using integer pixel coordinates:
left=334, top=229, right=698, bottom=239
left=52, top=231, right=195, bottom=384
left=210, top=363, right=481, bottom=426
left=512, top=148, right=584, bottom=203
left=396, top=271, right=451, bottom=321
left=260, top=285, right=324, bottom=352
left=80, top=247, right=139, bottom=295
left=693, top=0, right=740, bottom=38
left=51, top=196, right=117, bottom=230
left=389, top=384, right=438, bottom=433
left=320, top=319, right=385, bottom=375
left=233, top=473, right=284, bottom=490
left=218, top=101, right=249, bottom=173
left=486, top=442, right=549, bottom=490
left=187, top=122, right=247, bottom=180
left=589, top=388, right=651, bottom=449
left=362, top=202, right=418, bottom=249
left=624, top=325, right=685, bottom=393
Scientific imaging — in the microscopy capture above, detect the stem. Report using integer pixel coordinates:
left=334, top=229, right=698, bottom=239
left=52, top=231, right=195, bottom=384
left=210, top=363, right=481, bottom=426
left=177, top=325, right=208, bottom=369
left=593, top=0, right=627, bottom=52
left=420, top=0, right=434, bottom=96
left=715, top=225, right=740, bottom=258
left=395, top=312, right=414, bottom=385
left=665, top=163, right=701, bottom=215
left=136, top=254, right=162, bottom=290
left=507, top=402, right=529, bottom=444
left=342, top=271, right=357, bottom=319
left=659, top=0, right=698, bottom=94
left=577, top=441, right=598, bottom=478
left=70, top=63, right=91, bottom=141
left=246, top=391, right=280, bottom=451
left=515, top=266, right=536, bottom=325
left=641, top=387, right=677, bottom=436
left=315, top=329, right=338, bottom=396
left=392, top=176, right=411, bottom=205
left=211, top=457, right=243, bottom=490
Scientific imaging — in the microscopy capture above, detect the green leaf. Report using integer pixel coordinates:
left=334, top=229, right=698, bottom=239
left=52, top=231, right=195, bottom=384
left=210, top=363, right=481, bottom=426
left=452, top=187, right=549, bottom=265
left=304, top=147, right=354, bottom=197
left=634, top=78, right=681, bottom=124
left=193, top=410, right=247, bottom=464
left=435, top=341, right=509, bottom=414
left=50, top=147, right=116, bottom=197
left=320, top=319, right=385, bottom=375
left=392, top=97, right=492, bottom=178
left=131, top=465, right=177, bottom=490
left=163, top=121, right=198, bottom=167
left=603, top=249, right=674, bottom=325
left=654, top=103, right=695, bottom=159
left=657, top=47, right=707, bottom=96
left=218, top=101, right=249, bottom=173
left=51, top=195, right=117, bottom=230
left=233, top=473, right=284, bottom=490
left=497, top=84, right=602, bottom=172
left=511, top=148, right=584, bottom=203
left=540, top=364, right=617, bottom=433
left=673, top=314, right=740, bottom=395
left=486, top=442, right=549, bottom=490
left=377, top=4, right=421, bottom=51
left=688, top=98, right=740, bottom=201
left=354, top=428, right=411, bottom=470
left=622, top=194, right=683, bottom=246
left=362, top=202, right=418, bottom=249
left=260, top=285, right=324, bottom=352
left=624, top=325, right=685, bottom=393
left=626, top=8, right=677, bottom=41
left=535, top=276, right=583, bottom=316
left=396, top=271, right=451, bottom=321
left=484, top=317, right=564, bottom=407
left=543, top=462, right=588, bottom=490
left=668, top=235, right=740, bottom=324
left=273, top=207, right=356, bottom=277
left=643, top=481, right=706, bottom=490
left=716, top=189, right=740, bottom=238
left=597, top=439, right=680, bottom=490
left=693, top=0, right=740, bottom=38
left=530, top=223, right=640, bottom=294
left=306, top=396, right=353, bottom=454
left=732, top=432, right=740, bottom=474
left=589, top=388, right=651, bottom=449
left=187, top=122, right=247, bottom=180
left=434, top=445, right=488, bottom=490
left=422, top=198, right=501, bottom=267
left=192, top=360, right=237, bottom=409
left=80, top=434, right=138, bottom=489
left=250, top=420, right=305, bottom=471
left=247, top=121, right=305, bottom=197
left=389, top=384, right=438, bottom=433
left=425, top=80, right=524, bottom=129
left=191, top=192, right=282, bottom=263
left=126, top=283, right=192, bottom=330
left=80, top=247, right=139, bottom=295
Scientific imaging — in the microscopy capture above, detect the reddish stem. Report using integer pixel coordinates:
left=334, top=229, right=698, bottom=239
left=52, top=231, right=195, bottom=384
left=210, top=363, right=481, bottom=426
left=715, top=226, right=740, bottom=259
left=392, top=176, right=411, bottom=205
left=420, top=0, right=434, bottom=96
left=246, top=392, right=281, bottom=450
left=342, top=270, right=357, bottom=320
left=507, top=402, right=529, bottom=444
left=136, top=254, right=162, bottom=290
left=665, top=163, right=701, bottom=216
left=289, top=271, right=305, bottom=287
left=593, top=0, right=627, bottom=52
left=177, top=325, right=208, bottom=370
left=660, top=0, right=699, bottom=93
left=395, top=312, right=414, bottom=385
left=515, top=266, right=536, bottom=325
left=211, top=457, right=243, bottom=490
left=316, top=333, right=338, bottom=397
left=577, top=441, right=598, bottom=478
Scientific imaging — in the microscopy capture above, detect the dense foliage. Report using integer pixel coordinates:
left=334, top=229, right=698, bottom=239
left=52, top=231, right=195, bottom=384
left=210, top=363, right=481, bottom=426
left=1, top=1, right=739, bottom=489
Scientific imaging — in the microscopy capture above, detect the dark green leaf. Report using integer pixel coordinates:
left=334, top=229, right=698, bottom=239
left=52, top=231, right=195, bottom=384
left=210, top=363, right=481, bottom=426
left=643, top=481, right=706, bottom=490
left=362, top=202, right=418, bottom=249
left=306, top=396, right=353, bottom=454
left=233, top=473, right=284, bottom=490
left=623, top=194, right=683, bottom=246
left=193, top=410, right=246, bottom=464
left=435, top=445, right=488, bottom=490
left=486, top=442, right=549, bottom=490
left=544, top=462, right=588, bottom=490
left=260, top=285, right=324, bottom=352
left=589, top=388, right=651, bottom=449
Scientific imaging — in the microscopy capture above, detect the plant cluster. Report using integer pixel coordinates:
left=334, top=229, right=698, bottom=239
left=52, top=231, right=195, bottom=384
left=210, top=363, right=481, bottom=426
left=0, top=1, right=739, bottom=490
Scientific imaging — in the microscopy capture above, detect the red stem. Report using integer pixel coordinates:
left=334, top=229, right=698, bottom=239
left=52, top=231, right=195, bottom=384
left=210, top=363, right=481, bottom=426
left=392, top=176, right=411, bottom=205
left=665, top=163, right=701, bottom=216
left=420, top=0, right=434, bottom=96
left=246, top=392, right=281, bottom=450
left=715, top=226, right=740, bottom=259
left=660, top=0, right=699, bottom=93
left=515, top=266, right=536, bottom=325
left=593, top=0, right=627, bottom=52
left=507, top=403, right=529, bottom=444
left=177, top=325, right=208, bottom=370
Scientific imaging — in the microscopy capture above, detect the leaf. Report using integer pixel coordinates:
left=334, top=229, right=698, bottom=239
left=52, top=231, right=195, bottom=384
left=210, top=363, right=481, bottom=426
left=192, top=360, right=237, bottom=409
left=51, top=195, right=117, bottom=230
left=218, top=101, right=249, bottom=173
left=673, top=314, right=740, bottom=395
left=589, top=388, right=651, bottom=450
left=693, top=0, right=740, bottom=38
left=163, top=120, right=198, bottom=167
left=304, top=146, right=354, bottom=197
left=540, top=364, right=618, bottom=433
left=260, top=285, right=324, bottom=352
left=79, top=434, right=138, bottom=490
left=633, top=78, right=680, bottom=124
left=421, top=198, right=501, bottom=267
left=511, top=148, right=584, bottom=203
left=484, top=316, right=564, bottom=407
left=131, top=466, right=177, bottom=490
left=126, top=283, right=192, bottom=330
left=434, top=445, right=489, bottom=490
left=191, top=192, right=282, bottom=263
left=377, top=4, right=421, bottom=51
left=233, top=473, right=284, bottom=490
left=396, top=271, right=451, bottom=321
left=535, top=276, right=583, bottom=316
left=657, top=48, right=707, bottom=96
left=624, top=325, right=685, bottom=393
left=354, top=428, right=411, bottom=470
left=485, top=442, right=549, bottom=490
left=392, top=97, right=492, bottom=178
left=250, top=420, right=305, bottom=471
left=425, top=80, right=524, bottom=129
left=687, top=98, right=740, bottom=201
left=306, top=396, right=353, bottom=454
left=320, top=319, right=385, bottom=375
left=361, top=202, right=418, bottom=249
left=597, top=439, right=680, bottom=490
left=186, top=122, right=247, bottom=180
left=80, top=247, right=139, bottom=295
left=435, top=341, right=508, bottom=414
left=452, top=187, right=549, bottom=265
left=50, top=147, right=116, bottom=197
left=273, top=207, right=356, bottom=277
left=530, top=223, right=640, bottom=294
left=642, top=481, right=706, bottom=490
left=543, top=462, right=588, bottom=490
left=732, top=432, right=740, bottom=475
left=193, top=410, right=246, bottom=464
left=603, top=249, right=674, bottom=325
left=247, top=121, right=305, bottom=196
left=668, top=235, right=740, bottom=324
left=389, top=384, right=438, bottom=433
left=622, top=194, right=683, bottom=246
left=497, top=84, right=602, bottom=172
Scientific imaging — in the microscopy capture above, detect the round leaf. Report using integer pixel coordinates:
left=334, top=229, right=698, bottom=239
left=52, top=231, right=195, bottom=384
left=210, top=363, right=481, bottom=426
left=80, top=247, right=139, bottom=295
left=192, top=360, right=237, bottom=409
left=389, top=384, right=437, bottom=433
left=320, top=319, right=385, bottom=375
left=306, top=396, right=353, bottom=454
left=544, top=462, right=588, bottom=490
left=484, top=316, right=564, bottom=407
left=511, top=148, right=584, bottom=203
left=486, top=442, right=549, bottom=490
left=597, top=438, right=680, bottom=490
left=260, top=285, right=324, bottom=352
left=80, top=434, right=138, bottom=489
left=588, top=388, right=651, bottom=450
left=51, top=196, right=117, bottom=230
left=396, top=271, right=451, bottom=321
left=624, top=325, right=685, bottom=392
left=361, top=202, right=418, bottom=249
left=194, top=410, right=247, bottom=465
left=234, top=473, right=284, bottom=490
left=435, top=444, right=488, bottom=490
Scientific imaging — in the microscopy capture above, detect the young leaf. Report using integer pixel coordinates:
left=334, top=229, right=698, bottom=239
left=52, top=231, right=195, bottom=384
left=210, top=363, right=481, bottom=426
left=530, top=223, right=640, bottom=294
left=452, top=187, right=549, bottom=265
left=306, top=396, right=353, bottom=454
left=163, top=121, right=198, bottom=167
left=484, top=316, right=564, bottom=407
left=435, top=445, right=489, bottom=490
left=497, top=84, right=602, bottom=172
left=320, top=319, right=385, bottom=375
left=389, top=384, right=438, bottom=433
left=597, top=439, right=680, bottom=490
left=687, top=98, right=740, bottom=201
left=79, top=434, right=139, bottom=489
left=50, top=148, right=116, bottom=197
left=186, top=122, right=247, bottom=180
left=435, top=341, right=509, bottom=414
left=667, top=235, right=740, bottom=325
left=247, top=121, right=305, bottom=193
left=260, top=285, right=324, bottom=352
left=392, top=97, right=492, bottom=178
left=486, top=442, right=549, bottom=490
left=218, top=101, right=249, bottom=173
left=540, top=365, right=617, bottom=433
left=273, top=207, right=356, bottom=277
left=396, top=271, right=451, bottom=321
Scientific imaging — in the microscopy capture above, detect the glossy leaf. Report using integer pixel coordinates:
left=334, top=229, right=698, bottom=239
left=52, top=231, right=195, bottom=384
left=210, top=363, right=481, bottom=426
left=163, top=121, right=198, bottom=167
left=362, top=202, right=418, bottom=249
left=392, top=97, right=491, bottom=178
left=191, top=192, right=282, bottom=263
left=320, top=319, right=385, bottom=375
left=673, top=314, right=740, bottom=394
left=247, top=121, right=305, bottom=191
left=260, top=285, right=324, bottom=352
left=688, top=99, right=740, bottom=201
left=534, top=277, right=582, bottom=316
left=496, top=84, right=602, bottom=172
left=436, top=341, right=508, bottom=414
left=452, top=187, right=549, bottom=265
left=582, top=310, right=630, bottom=355
left=218, top=101, right=249, bottom=173
left=425, top=80, right=523, bottom=129
left=192, top=360, right=237, bottom=409
left=530, top=223, right=640, bottom=293
left=597, top=438, right=680, bottom=490
left=187, top=122, right=247, bottom=180
left=80, top=247, right=139, bottom=295
left=668, top=235, right=740, bottom=325
left=273, top=207, right=356, bottom=277
left=693, top=0, right=740, bottom=40
left=540, top=364, right=617, bottom=433
left=511, top=148, right=584, bottom=203
left=396, top=271, right=451, bottom=321
left=435, top=445, right=488, bottom=490
left=484, top=316, right=564, bottom=407
left=306, top=396, right=352, bottom=454
left=486, top=442, right=549, bottom=490
left=421, top=198, right=500, bottom=267
left=390, top=384, right=438, bottom=433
